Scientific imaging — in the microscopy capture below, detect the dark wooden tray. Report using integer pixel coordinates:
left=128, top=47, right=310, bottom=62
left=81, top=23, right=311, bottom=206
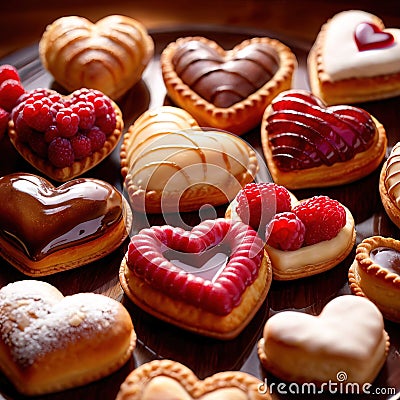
left=0, top=26, right=399, bottom=400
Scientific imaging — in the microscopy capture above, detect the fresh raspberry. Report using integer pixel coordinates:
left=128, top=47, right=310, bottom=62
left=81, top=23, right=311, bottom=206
left=17, top=88, right=61, bottom=106
left=86, top=126, right=106, bottom=152
left=47, top=137, right=74, bottom=168
left=71, top=101, right=95, bottom=130
left=0, top=65, right=20, bottom=85
left=14, top=113, right=33, bottom=142
left=55, top=108, right=79, bottom=137
left=28, top=132, right=48, bottom=157
left=293, top=195, right=346, bottom=246
left=93, top=94, right=113, bottom=117
left=0, top=79, right=25, bottom=112
left=266, top=212, right=305, bottom=251
left=95, top=112, right=116, bottom=135
left=0, top=108, right=9, bottom=139
left=22, top=100, right=53, bottom=131
left=71, top=134, right=92, bottom=159
left=236, top=182, right=292, bottom=231
left=44, top=125, right=59, bottom=143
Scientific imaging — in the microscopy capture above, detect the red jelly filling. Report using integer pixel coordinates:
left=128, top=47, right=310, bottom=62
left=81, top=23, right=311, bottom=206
left=354, top=22, right=395, bottom=52
left=126, top=218, right=264, bottom=315
left=266, top=90, right=376, bottom=171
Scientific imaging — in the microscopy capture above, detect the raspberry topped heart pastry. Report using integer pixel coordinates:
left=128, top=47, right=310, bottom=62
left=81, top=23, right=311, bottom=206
left=39, top=15, right=154, bottom=99
left=226, top=183, right=355, bottom=280
left=258, top=295, right=389, bottom=386
left=0, top=173, right=132, bottom=276
left=8, top=88, right=123, bottom=182
left=116, top=359, right=269, bottom=400
left=261, top=89, right=387, bottom=189
left=119, top=218, right=272, bottom=339
left=0, top=280, right=136, bottom=396
left=161, top=36, right=297, bottom=135
left=308, top=10, right=400, bottom=104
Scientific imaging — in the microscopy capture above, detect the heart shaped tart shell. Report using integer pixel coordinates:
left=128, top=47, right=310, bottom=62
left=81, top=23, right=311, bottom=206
left=116, top=359, right=269, bottom=400
left=8, top=96, right=123, bottom=182
left=121, top=106, right=258, bottom=214
left=0, top=173, right=132, bottom=276
left=0, top=280, right=136, bottom=396
left=308, top=10, right=400, bottom=104
left=119, top=218, right=272, bottom=339
left=257, top=295, right=389, bottom=386
left=261, top=90, right=387, bottom=189
left=161, top=36, right=297, bottom=135
left=349, top=236, right=400, bottom=322
left=39, top=15, right=154, bottom=99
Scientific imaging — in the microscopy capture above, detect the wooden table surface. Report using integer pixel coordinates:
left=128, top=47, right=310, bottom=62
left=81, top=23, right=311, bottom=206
left=0, top=1, right=400, bottom=400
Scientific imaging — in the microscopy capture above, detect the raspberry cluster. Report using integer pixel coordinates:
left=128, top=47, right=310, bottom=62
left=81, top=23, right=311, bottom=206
left=12, top=88, right=117, bottom=168
left=0, top=64, right=26, bottom=138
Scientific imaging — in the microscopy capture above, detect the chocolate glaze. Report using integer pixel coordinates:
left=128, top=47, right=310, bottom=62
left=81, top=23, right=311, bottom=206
left=370, top=246, right=400, bottom=275
left=172, top=40, right=280, bottom=107
left=0, top=173, right=123, bottom=260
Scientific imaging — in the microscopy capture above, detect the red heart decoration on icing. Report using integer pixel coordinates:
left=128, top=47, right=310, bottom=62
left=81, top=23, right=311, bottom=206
left=265, top=90, right=376, bottom=171
left=125, top=218, right=264, bottom=315
left=354, top=22, right=394, bottom=51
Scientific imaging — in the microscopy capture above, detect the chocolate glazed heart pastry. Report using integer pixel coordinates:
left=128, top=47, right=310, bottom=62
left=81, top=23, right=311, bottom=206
left=0, top=173, right=132, bottom=276
left=261, top=89, right=387, bottom=189
left=161, top=36, right=297, bottom=135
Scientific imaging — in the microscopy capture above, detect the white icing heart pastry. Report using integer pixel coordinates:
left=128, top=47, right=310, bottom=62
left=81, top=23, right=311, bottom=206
left=0, top=280, right=136, bottom=396
left=257, top=295, right=389, bottom=386
left=121, top=106, right=258, bottom=213
left=39, top=15, right=154, bottom=99
left=308, top=10, right=400, bottom=104
left=116, top=359, right=269, bottom=400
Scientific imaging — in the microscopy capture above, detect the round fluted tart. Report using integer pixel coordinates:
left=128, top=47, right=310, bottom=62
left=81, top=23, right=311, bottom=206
left=0, top=173, right=132, bottom=276
left=161, top=36, right=297, bottom=135
left=349, top=236, right=400, bottom=322
left=39, top=15, right=154, bottom=99
left=261, top=89, right=387, bottom=189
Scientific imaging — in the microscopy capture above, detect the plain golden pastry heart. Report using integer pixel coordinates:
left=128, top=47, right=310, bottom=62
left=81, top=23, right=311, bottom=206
left=116, top=359, right=269, bottom=400
left=39, top=15, right=154, bottom=99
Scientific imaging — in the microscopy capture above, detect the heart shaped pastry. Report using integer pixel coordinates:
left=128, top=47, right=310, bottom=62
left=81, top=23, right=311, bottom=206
left=116, top=359, right=269, bottom=400
left=308, top=10, right=400, bottom=104
left=0, top=173, right=132, bottom=276
left=161, top=36, right=297, bottom=135
left=258, top=295, right=389, bottom=386
left=261, top=89, right=387, bottom=189
left=9, top=88, right=123, bottom=182
left=121, top=106, right=258, bottom=214
left=0, top=280, right=136, bottom=396
left=120, top=218, right=272, bottom=339
left=39, top=15, right=154, bottom=99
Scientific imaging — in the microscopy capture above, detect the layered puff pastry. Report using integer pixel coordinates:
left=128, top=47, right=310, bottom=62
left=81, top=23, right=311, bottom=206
left=0, top=280, right=136, bottom=396
left=261, top=90, right=387, bottom=189
left=39, top=15, right=154, bottom=99
left=161, top=36, right=297, bottom=135
left=121, top=106, right=258, bottom=214
left=349, top=236, right=400, bottom=322
left=308, top=10, right=400, bottom=105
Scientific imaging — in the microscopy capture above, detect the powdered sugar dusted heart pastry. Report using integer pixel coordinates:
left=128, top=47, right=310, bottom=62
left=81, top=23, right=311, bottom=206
left=261, top=90, right=387, bottom=189
left=308, top=10, right=400, bottom=104
left=119, top=218, right=272, bottom=339
left=161, top=36, right=297, bottom=135
left=116, top=359, right=269, bottom=400
left=0, top=173, right=132, bottom=276
left=39, top=15, right=154, bottom=99
left=121, top=106, right=258, bottom=214
left=258, top=295, right=389, bottom=386
left=349, top=236, right=400, bottom=322
left=0, top=280, right=136, bottom=396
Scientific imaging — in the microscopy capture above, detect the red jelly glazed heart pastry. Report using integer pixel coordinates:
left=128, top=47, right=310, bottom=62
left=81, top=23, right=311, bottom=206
left=119, top=218, right=272, bottom=339
left=8, top=87, right=123, bottom=182
left=261, top=89, right=387, bottom=189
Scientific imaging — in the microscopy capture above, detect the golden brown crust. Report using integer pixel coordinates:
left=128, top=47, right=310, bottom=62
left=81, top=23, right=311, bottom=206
left=119, top=249, right=272, bottom=340
left=8, top=101, right=123, bottom=182
left=161, top=36, right=297, bottom=135
left=116, top=359, right=270, bottom=400
left=261, top=110, right=387, bottom=189
left=39, top=15, right=154, bottom=99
